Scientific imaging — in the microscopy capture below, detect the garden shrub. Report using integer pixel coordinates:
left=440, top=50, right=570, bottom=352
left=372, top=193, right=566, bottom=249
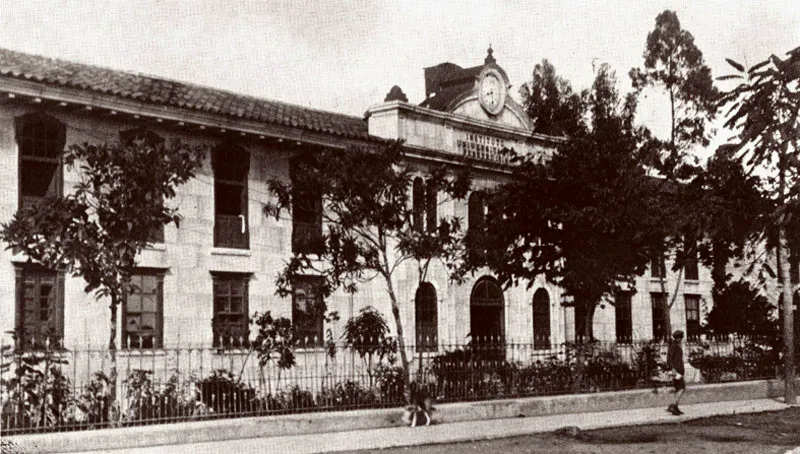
left=196, top=369, right=256, bottom=415
left=317, top=380, right=377, bottom=408
left=123, top=369, right=197, bottom=423
left=71, top=372, right=112, bottom=427
left=1, top=350, right=72, bottom=432
left=689, top=341, right=778, bottom=383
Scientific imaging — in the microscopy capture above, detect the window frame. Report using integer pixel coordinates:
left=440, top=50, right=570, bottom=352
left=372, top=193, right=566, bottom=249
left=415, top=282, right=438, bottom=351
left=532, top=288, right=551, bottom=349
left=650, top=254, right=666, bottom=279
left=651, top=293, right=668, bottom=341
left=211, top=272, right=251, bottom=348
left=213, top=144, right=250, bottom=249
left=14, top=264, right=65, bottom=350
left=291, top=155, right=323, bottom=254
left=15, top=113, right=66, bottom=210
left=684, top=236, right=699, bottom=281
left=425, top=179, right=438, bottom=233
left=412, top=177, right=425, bottom=233
left=614, top=291, right=633, bottom=343
left=119, top=128, right=167, bottom=243
left=292, top=275, right=326, bottom=347
left=121, top=269, right=165, bottom=349
left=684, top=294, right=701, bottom=340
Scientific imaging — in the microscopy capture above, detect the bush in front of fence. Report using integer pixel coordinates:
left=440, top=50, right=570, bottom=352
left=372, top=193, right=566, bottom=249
left=689, top=340, right=779, bottom=382
left=124, top=369, right=205, bottom=423
left=196, top=369, right=256, bottom=415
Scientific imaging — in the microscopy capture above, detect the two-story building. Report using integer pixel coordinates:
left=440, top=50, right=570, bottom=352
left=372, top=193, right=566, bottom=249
left=0, top=47, right=713, bottom=356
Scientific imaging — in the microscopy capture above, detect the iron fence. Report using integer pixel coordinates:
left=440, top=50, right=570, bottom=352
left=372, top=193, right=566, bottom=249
left=0, top=334, right=780, bottom=435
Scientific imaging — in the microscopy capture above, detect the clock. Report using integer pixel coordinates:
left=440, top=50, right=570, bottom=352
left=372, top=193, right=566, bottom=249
left=478, top=70, right=506, bottom=116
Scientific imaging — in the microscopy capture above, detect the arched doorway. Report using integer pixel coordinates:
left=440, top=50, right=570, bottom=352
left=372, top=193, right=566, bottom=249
left=469, top=277, right=504, bottom=342
left=532, top=289, right=551, bottom=349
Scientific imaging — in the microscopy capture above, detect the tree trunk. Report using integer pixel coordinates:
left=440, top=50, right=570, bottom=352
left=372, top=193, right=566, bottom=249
left=657, top=256, right=673, bottom=340
left=572, top=300, right=596, bottom=393
left=778, top=144, right=795, bottom=404
left=109, top=294, right=119, bottom=421
left=779, top=224, right=796, bottom=404
left=383, top=273, right=411, bottom=404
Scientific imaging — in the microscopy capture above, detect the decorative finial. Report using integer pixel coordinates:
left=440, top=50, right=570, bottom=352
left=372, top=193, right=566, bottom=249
left=485, top=45, right=495, bottom=65
left=384, top=85, right=408, bottom=102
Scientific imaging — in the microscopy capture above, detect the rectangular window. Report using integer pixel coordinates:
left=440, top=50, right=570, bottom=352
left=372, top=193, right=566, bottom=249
left=615, top=292, right=633, bottom=343
left=213, top=146, right=249, bottom=249
left=291, top=158, right=323, bottom=254
left=212, top=273, right=250, bottom=348
left=120, top=128, right=165, bottom=243
left=651, top=293, right=667, bottom=341
left=122, top=271, right=164, bottom=349
left=684, top=237, right=699, bottom=281
left=650, top=255, right=666, bottom=278
left=16, top=114, right=65, bottom=210
left=684, top=294, right=701, bottom=340
left=15, top=265, right=64, bottom=349
left=292, top=276, right=325, bottom=347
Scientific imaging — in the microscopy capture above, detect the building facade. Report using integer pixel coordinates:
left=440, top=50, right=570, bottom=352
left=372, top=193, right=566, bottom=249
left=0, top=47, right=713, bottom=354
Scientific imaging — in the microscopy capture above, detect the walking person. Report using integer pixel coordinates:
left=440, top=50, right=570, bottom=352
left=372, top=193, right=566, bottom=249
left=666, top=330, right=686, bottom=415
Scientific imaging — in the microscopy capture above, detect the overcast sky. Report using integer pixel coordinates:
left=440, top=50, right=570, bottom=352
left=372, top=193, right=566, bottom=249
left=1, top=0, right=798, bottom=153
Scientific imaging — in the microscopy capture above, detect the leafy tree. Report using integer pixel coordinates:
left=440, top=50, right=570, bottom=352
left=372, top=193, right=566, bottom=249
left=520, top=59, right=584, bottom=137
left=265, top=141, right=469, bottom=402
left=630, top=10, right=719, bottom=334
left=686, top=145, right=766, bottom=291
left=464, top=64, right=662, bottom=343
left=1, top=138, right=204, bottom=411
left=250, top=311, right=296, bottom=393
left=704, top=280, right=777, bottom=337
left=718, top=46, right=800, bottom=402
left=342, top=306, right=397, bottom=389
left=630, top=9, right=718, bottom=177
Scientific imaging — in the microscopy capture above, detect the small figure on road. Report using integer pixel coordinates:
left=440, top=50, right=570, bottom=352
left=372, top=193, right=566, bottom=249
left=667, top=329, right=686, bottom=415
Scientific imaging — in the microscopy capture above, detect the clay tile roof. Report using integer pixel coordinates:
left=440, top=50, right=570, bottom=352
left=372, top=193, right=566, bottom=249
left=0, top=48, right=370, bottom=140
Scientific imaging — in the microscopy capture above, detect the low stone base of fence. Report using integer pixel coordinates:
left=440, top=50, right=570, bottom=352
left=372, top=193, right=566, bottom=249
left=7, top=378, right=797, bottom=454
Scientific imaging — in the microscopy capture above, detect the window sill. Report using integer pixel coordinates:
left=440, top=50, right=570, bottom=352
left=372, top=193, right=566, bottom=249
left=211, top=247, right=251, bottom=257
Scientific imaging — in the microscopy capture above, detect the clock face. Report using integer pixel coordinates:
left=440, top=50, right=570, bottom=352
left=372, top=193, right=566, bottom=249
left=479, top=72, right=505, bottom=115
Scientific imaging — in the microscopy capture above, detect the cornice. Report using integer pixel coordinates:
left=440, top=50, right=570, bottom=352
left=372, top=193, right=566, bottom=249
left=365, top=100, right=564, bottom=146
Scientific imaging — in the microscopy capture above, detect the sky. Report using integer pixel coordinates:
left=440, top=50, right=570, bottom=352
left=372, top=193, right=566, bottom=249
left=1, top=0, right=799, bottom=155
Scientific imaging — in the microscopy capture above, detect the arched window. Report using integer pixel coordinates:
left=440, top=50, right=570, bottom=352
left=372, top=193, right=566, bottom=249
left=532, top=289, right=551, bottom=349
left=412, top=177, right=425, bottom=232
left=213, top=144, right=249, bottom=249
left=469, top=277, right=504, bottom=341
left=15, top=113, right=66, bottom=209
left=415, top=282, right=437, bottom=351
left=425, top=179, right=438, bottom=233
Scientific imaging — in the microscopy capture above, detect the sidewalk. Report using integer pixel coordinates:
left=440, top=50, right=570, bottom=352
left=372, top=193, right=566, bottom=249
left=68, top=398, right=787, bottom=454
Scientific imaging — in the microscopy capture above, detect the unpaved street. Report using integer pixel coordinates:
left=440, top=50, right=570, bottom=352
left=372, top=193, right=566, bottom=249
left=339, top=408, right=800, bottom=454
